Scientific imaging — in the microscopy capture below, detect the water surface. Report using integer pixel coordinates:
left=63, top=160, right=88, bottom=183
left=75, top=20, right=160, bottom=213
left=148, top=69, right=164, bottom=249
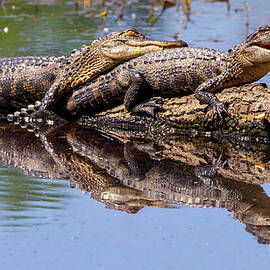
left=0, top=1, right=270, bottom=269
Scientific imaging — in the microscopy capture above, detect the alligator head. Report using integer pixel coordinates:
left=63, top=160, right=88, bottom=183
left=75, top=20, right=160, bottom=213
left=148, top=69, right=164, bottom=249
left=95, top=27, right=187, bottom=60
left=228, top=26, right=270, bottom=83
left=68, top=28, right=188, bottom=88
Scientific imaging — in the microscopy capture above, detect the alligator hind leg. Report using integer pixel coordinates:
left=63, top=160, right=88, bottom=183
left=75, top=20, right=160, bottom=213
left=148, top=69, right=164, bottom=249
left=122, top=71, right=164, bottom=117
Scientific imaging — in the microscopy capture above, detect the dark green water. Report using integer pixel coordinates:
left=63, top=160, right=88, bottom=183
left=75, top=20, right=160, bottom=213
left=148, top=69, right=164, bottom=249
left=1, top=1, right=270, bottom=269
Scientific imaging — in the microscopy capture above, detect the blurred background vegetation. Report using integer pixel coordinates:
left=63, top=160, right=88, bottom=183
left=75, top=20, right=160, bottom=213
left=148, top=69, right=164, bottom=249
left=0, top=1, right=269, bottom=60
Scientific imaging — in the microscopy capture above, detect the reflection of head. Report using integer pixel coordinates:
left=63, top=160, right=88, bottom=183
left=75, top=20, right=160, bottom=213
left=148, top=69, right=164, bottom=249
left=90, top=187, right=145, bottom=214
left=233, top=202, right=270, bottom=245
left=105, top=203, right=143, bottom=214
left=91, top=187, right=175, bottom=214
left=245, top=225, right=270, bottom=245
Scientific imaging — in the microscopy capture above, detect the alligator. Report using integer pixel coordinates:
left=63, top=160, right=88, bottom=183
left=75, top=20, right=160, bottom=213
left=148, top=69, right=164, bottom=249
left=58, top=25, right=270, bottom=122
left=0, top=28, right=186, bottom=113
left=1, top=122, right=270, bottom=243
left=10, top=26, right=270, bottom=123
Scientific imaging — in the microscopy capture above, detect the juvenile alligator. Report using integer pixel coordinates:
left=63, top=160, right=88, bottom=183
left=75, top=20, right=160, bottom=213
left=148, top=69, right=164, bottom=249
left=10, top=26, right=270, bottom=123
left=60, top=26, right=270, bottom=121
left=0, top=28, right=186, bottom=113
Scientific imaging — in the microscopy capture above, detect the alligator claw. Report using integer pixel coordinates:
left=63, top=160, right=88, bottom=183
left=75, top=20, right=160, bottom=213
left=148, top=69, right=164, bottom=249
left=19, top=108, right=28, bottom=117
left=34, top=101, right=42, bottom=109
left=132, top=97, right=165, bottom=118
left=7, top=106, right=67, bottom=130
left=209, top=100, right=229, bottom=123
left=7, top=113, right=15, bottom=122
left=194, top=153, right=227, bottom=184
left=26, top=104, right=36, bottom=114
left=27, top=109, right=67, bottom=126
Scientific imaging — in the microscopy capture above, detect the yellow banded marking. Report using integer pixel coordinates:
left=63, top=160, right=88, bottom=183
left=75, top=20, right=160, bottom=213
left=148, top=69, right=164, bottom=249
left=255, top=163, right=265, bottom=170
left=136, top=46, right=141, bottom=55
left=254, top=112, right=266, bottom=120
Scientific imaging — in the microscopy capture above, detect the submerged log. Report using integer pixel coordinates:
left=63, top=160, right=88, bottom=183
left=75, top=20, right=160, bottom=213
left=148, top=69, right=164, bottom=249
left=77, top=83, right=270, bottom=142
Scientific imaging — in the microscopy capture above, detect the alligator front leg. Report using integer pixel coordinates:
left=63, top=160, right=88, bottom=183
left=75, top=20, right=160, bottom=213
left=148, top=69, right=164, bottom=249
left=7, top=77, right=70, bottom=125
left=7, top=100, right=67, bottom=127
left=194, top=73, right=231, bottom=121
left=195, top=84, right=228, bottom=122
left=28, top=76, right=70, bottom=119
left=36, top=79, right=64, bottom=112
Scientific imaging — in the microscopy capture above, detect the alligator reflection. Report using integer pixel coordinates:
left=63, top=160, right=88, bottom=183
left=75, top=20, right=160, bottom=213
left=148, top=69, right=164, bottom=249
left=0, top=122, right=270, bottom=244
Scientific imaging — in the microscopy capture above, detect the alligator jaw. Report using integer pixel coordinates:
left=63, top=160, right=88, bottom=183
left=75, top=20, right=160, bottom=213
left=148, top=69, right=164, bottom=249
left=101, top=38, right=188, bottom=60
left=245, top=44, right=270, bottom=64
left=244, top=26, right=270, bottom=63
